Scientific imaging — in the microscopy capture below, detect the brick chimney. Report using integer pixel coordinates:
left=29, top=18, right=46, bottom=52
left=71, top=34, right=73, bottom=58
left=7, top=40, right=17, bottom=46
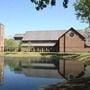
left=0, top=23, right=4, bottom=52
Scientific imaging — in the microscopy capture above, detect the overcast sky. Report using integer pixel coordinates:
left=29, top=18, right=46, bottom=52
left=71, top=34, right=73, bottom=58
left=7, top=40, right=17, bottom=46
left=0, top=0, right=88, bottom=38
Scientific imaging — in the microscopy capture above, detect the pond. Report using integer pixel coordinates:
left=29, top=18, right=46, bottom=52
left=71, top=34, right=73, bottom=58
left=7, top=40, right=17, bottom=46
left=0, top=57, right=64, bottom=90
left=0, top=56, right=90, bottom=90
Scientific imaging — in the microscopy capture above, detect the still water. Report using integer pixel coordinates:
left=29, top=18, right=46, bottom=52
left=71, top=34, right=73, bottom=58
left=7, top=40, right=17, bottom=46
left=0, top=57, right=64, bottom=90
left=0, top=56, right=90, bottom=90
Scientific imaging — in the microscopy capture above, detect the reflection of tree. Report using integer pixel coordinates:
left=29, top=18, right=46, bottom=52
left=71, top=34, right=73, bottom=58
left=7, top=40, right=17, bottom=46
left=13, top=61, right=22, bottom=72
left=5, top=58, right=22, bottom=72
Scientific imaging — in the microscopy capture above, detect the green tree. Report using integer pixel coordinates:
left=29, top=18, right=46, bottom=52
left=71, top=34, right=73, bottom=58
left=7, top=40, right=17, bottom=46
left=74, top=0, right=90, bottom=27
left=30, top=0, right=69, bottom=10
left=4, top=39, right=19, bottom=51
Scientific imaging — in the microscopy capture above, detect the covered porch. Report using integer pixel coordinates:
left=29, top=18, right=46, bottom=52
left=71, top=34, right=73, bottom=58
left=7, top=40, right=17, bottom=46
left=20, top=43, right=57, bottom=52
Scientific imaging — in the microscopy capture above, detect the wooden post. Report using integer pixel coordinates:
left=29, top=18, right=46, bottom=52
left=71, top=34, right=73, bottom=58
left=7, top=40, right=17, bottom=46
left=64, top=34, right=66, bottom=52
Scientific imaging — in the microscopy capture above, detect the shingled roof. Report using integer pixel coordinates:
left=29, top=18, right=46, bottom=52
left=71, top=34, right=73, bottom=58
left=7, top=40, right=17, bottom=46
left=14, top=28, right=90, bottom=46
left=14, top=29, right=86, bottom=41
left=22, top=30, right=66, bottom=41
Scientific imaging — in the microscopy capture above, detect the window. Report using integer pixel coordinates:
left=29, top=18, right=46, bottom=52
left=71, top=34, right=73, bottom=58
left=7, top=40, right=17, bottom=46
left=69, top=32, right=74, bottom=37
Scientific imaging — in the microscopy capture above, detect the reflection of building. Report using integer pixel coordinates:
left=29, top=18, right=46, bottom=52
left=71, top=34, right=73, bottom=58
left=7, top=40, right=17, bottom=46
left=59, top=60, right=85, bottom=80
left=0, top=57, right=4, bottom=85
left=14, top=27, right=90, bottom=52
left=0, top=23, right=4, bottom=52
left=9, top=59, right=61, bottom=78
left=22, top=68, right=61, bottom=78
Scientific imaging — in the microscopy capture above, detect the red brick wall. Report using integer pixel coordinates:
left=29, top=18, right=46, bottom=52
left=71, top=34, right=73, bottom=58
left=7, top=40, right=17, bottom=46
left=58, top=30, right=89, bottom=52
left=0, top=24, right=4, bottom=52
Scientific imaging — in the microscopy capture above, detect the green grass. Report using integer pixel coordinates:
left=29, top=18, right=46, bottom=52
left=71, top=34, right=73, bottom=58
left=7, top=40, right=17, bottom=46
left=4, top=52, right=79, bottom=58
left=73, top=53, right=90, bottom=64
left=2, top=52, right=90, bottom=64
left=4, top=52, right=42, bottom=57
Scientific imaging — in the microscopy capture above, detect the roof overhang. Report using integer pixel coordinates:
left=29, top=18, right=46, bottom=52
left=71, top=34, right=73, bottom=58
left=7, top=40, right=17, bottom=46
left=58, top=27, right=85, bottom=40
left=21, top=43, right=56, bottom=47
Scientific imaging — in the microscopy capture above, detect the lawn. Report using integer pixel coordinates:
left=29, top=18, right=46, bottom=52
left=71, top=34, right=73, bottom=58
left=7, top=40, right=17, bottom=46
left=1, top=52, right=90, bottom=64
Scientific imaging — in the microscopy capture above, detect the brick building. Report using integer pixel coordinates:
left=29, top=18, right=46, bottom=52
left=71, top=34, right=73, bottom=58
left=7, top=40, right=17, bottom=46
left=0, top=24, right=4, bottom=52
left=14, top=27, right=90, bottom=52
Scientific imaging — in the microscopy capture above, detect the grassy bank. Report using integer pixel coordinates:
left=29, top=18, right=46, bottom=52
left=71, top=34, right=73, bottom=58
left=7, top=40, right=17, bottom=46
left=2, top=52, right=90, bottom=64
left=4, top=52, right=42, bottom=57
left=44, top=77, right=90, bottom=90
left=4, top=52, right=79, bottom=57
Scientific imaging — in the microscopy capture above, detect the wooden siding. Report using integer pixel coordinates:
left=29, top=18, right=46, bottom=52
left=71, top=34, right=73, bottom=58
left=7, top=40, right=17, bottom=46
left=59, top=30, right=86, bottom=52
left=14, top=28, right=90, bottom=52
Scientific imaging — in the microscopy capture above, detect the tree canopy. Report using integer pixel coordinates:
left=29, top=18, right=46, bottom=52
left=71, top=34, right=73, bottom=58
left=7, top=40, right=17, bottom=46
left=74, top=0, right=90, bottom=27
left=4, top=39, right=19, bottom=51
left=30, top=0, right=69, bottom=10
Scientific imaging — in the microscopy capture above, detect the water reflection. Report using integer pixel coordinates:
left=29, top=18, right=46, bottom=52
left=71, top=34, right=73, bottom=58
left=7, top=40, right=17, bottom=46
left=0, top=57, right=90, bottom=90
left=39, top=59, right=90, bottom=90
left=42, top=77, right=90, bottom=90
left=58, top=60, right=85, bottom=80
left=4, top=57, right=88, bottom=80
left=0, top=57, right=64, bottom=90
left=5, top=57, right=62, bottom=78
left=0, top=57, right=4, bottom=85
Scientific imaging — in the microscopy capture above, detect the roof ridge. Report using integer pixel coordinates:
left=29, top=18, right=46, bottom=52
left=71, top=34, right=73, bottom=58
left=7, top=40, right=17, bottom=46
left=15, top=33, right=23, bottom=35
left=25, top=30, right=66, bottom=32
